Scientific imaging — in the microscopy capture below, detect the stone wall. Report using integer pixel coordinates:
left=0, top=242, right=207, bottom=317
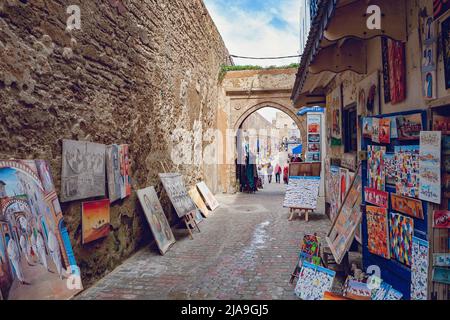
left=0, top=0, right=230, bottom=287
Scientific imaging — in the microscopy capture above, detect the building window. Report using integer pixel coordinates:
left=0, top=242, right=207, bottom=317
left=343, top=105, right=358, bottom=153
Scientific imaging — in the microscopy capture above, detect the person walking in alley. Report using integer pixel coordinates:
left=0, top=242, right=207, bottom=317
left=267, top=164, right=273, bottom=184
left=275, top=163, right=282, bottom=183
left=283, top=161, right=289, bottom=184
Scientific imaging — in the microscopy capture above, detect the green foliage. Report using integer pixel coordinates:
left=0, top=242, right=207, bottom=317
left=218, top=63, right=300, bottom=82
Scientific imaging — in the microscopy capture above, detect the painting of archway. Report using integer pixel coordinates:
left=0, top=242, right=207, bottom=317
left=0, top=160, right=82, bottom=300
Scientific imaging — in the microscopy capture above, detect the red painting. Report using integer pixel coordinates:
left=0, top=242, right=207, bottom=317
left=367, top=206, right=390, bottom=259
left=365, top=187, right=389, bottom=208
left=388, top=40, right=406, bottom=104
left=433, top=210, right=450, bottom=229
left=391, top=194, right=425, bottom=220
left=379, top=118, right=391, bottom=144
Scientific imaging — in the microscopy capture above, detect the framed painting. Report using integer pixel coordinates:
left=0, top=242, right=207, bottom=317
left=82, top=199, right=111, bottom=245
left=367, top=145, right=386, bottom=191
left=419, top=131, right=442, bottom=204
left=159, top=173, right=197, bottom=218
left=411, top=237, right=429, bottom=300
left=394, top=145, right=420, bottom=198
left=366, top=206, right=390, bottom=259
left=0, top=160, right=82, bottom=300
left=137, top=187, right=176, bottom=255
left=391, top=193, right=424, bottom=220
left=196, top=182, right=219, bottom=211
left=189, top=187, right=211, bottom=218
left=61, top=139, right=106, bottom=203
left=389, top=212, right=414, bottom=267
left=396, top=114, right=423, bottom=141
left=432, top=267, right=450, bottom=285
left=294, top=262, right=336, bottom=300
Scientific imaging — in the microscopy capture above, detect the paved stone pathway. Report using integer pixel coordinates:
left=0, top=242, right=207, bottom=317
left=76, top=183, right=331, bottom=300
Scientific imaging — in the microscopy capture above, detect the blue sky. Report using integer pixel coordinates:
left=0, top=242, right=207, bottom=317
left=204, top=0, right=301, bottom=67
left=0, top=168, right=20, bottom=197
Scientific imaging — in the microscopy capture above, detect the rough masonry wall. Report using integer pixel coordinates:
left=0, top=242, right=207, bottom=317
left=0, top=0, right=230, bottom=286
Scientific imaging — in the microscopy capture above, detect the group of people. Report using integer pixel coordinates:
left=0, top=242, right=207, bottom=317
left=259, top=155, right=304, bottom=186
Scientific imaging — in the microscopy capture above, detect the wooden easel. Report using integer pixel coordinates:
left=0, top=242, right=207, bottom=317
left=288, top=207, right=314, bottom=222
left=159, top=161, right=200, bottom=240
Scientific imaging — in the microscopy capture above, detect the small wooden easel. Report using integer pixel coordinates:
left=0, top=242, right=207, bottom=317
left=288, top=207, right=314, bottom=222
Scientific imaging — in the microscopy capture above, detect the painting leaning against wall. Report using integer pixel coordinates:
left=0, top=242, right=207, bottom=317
left=0, top=160, right=81, bottom=300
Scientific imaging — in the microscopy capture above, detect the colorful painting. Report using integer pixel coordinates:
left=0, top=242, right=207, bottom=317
left=421, top=14, right=438, bottom=100
left=442, top=15, right=450, bottom=89
left=301, top=234, right=321, bottom=257
left=328, top=166, right=341, bottom=221
left=283, top=176, right=320, bottom=209
left=328, top=86, right=342, bottom=146
left=434, top=0, right=450, bottom=19
left=395, top=145, right=420, bottom=198
left=391, top=194, right=424, bottom=220
left=343, top=276, right=371, bottom=300
left=189, top=187, right=211, bottom=218
left=339, top=168, right=350, bottom=205
left=384, top=153, right=396, bottom=185
left=366, top=206, right=390, bottom=259
left=119, top=144, right=132, bottom=199
left=196, top=182, right=219, bottom=211
left=362, top=117, right=373, bottom=139
left=411, top=237, right=429, bottom=300
left=384, top=287, right=403, bottom=300
left=379, top=118, right=391, bottom=144
left=61, top=139, right=106, bottom=203
left=433, top=114, right=450, bottom=134
left=294, top=262, right=336, bottom=300
left=372, top=118, right=380, bottom=143
left=323, top=292, right=351, bottom=300
left=82, top=199, right=111, bottom=245
left=137, top=187, right=175, bottom=255
left=386, top=116, right=398, bottom=139
left=389, top=212, right=414, bottom=266
left=433, top=253, right=450, bottom=267
left=357, top=72, right=379, bottom=115
left=388, top=39, right=407, bottom=104
left=433, top=210, right=450, bottom=229
left=372, top=282, right=393, bottom=300
left=0, top=160, right=81, bottom=300
left=419, top=131, right=442, bottom=204
left=106, top=144, right=122, bottom=203
left=367, top=145, right=386, bottom=191
left=444, top=173, right=450, bottom=199
left=432, top=267, right=450, bottom=285
left=364, top=187, right=388, bottom=208
left=396, top=114, right=423, bottom=141
left=381, top=37, right=391, bottom=104
left=159, top=173, right=197, bottom=218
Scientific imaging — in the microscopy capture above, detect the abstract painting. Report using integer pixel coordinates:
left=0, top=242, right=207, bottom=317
left=196, top=182, right=219, bottom=211
left=381, top=37, right=391, bottom=104
left=379, top=118, right=391, bottom=144
left=189, top=187, right=211, bottom=218
left=391, top=193, right=424, bottom=220
left=396, top=114, right=423, bottom=141
left=419, top=131, right=442, bottom=204
left=384, top=153, right=396, bottom=185
left=368, top=145, right=386, bottom=191
left=61, top=140, right=106, bottom=203
left=283, top=177, right=320, bottom=209
left=159, top=173, right=197, bottom=219
left=137, top=187, right=175, bottom=255
left=433, top=210, right=450, bottom=229
left=395, top=145, right=420, bottom=198
left=106, top=144, right=122, bottom=203
left=294, top=262, right=335, bottom=300
left=82, top=199, right=111, bottom=245
left=0, top=160, right=81, bottom=300
left=301, top=234, right=321, bottom=258
left=119, top=144, right=132, bottom=199
left=389, top=212, right=414, bottom=266
left=442, top=15, right=450, bottom=89
left=364, top=187, right=388, bottom=208
left=366, top=206, right=390, bottom=259
left=411, top=237, right=429, bottom=300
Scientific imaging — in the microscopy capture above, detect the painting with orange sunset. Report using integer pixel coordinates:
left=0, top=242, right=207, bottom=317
left=82, top=199, right=111, bottom=245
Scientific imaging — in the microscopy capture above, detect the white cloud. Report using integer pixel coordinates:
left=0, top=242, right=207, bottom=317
left=204, top=0, right=301, bottom=67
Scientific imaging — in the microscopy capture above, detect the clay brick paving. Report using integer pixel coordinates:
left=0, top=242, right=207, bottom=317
left=76, top=184, right=330, bottom=300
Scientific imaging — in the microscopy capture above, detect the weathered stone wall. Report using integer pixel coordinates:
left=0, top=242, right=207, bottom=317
left=0, top=0, right=230, bottom=286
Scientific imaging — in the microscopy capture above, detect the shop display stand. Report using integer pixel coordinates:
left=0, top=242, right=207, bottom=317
left=288, top=207, right=314, bottom=222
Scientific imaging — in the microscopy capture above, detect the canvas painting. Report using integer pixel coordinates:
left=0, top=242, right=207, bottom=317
left=339, top=168, right=350, bottom=205
left=381, top=37, right=391, bottom=104
left=283, top=177, right=320, bottom=210
left=389, top=212, right=414, bottom=266
left=388, top=40, right=407, bottom=104
left=301, top=234, right=321, bottom=258
left=329, top=86, right=342, bottom=145
left=364, top=187, right=388, bottom=208
left=384, top=153, right=397, bottom=185
left=434, top=0, right=450, bottom=19
left=362, top=118, right=373, bottom=139
left=379, top=118, right=391, bottom=144
left=372, top=282, right=393, bottom=300
left=395, top=145, right=420, bottom=198
left=294, top=262, right=335, bottom=300
left=119, top=144, right=132, bottom=199
left=61, top=140, right=106, bottom=203
left=386, top=116, right=398, bottom=139
left=0, top=160, right=81, bottom=300
left=433, top=267, right=450, bottom=285
left=329, top=166, right=341, bottom=221
left=433, top=210, right=450, bottom=229
left=384, top=287, right=403, bottom=300
left=433, top=253, right=450, bottom=267
left=396, top=114, right=423, bottom=141
left=137, top=187, right=175, bottom=255
left=159, top=173, right=197, bottom=219
left=421, top=15, right=438, bottom=100
left=366, top=206, right=390, bottom=259
left=343, top=276, right=371, bottom=300
left=445, top=173, right=450, bottom=199
left=368, top=145, right=386, bottom=191
left=433, top=115, right=450, bottom=134
left=106, top=144, right=122, bottom=203
left=391, top=194, right=424, bottom=220
left=372, top=118, right=380, bottom=143
left=419, top=131, right=442, bottom=204
left=442, top=15, right=450, bottom=90
left=196, top=182, right=219, bottom=211
left=82, top=199, right=111, bottom=245
left=189, top=187, right=211, bottom=218
left=357, top=72, right=379, bottom=115
left=411, top=237, right=429, bottom=300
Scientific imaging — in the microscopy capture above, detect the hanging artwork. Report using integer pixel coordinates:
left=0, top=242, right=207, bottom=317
left=434, top=0, right=450, bottom=19
left=388, top=39, right=407, bottom=104
left=106, top=144, right=122, bottom=203
left=433, top=253, right=450, bottom=267
left=379, top=118, right=391, bottom=144
left=0, top=160, right=82, bottom=300
left=386, top=116, right=399, bottom=139
left=411, top=237, right=429, bottom=300
left=119, top=144, right=132, bottom=199
left=189, top=187, right=211, bottom=218
left=357, top=72, right=379, bottom=116
left=442, top=15, right=450, bottom=89
left=391, top=194, right=424, bottom=220
left=294, top=262, right=336, bottom=300
left=433, top=210, right=450, bottom=228
left=329, top=166, right=341, bottom=221
left=339, top=168, right=350, bottom=205
left=419, top=131, right=442, bottom=204
left=159, top=173, right=197, bottom=218
left=396, top=114, right=423, bottom=141
left=343, top=276, right=372, bottom=300
left=372, top=118, right=380, bottom=143
left=137, top=187, right=175, bottom=255
left=367, top=145, right=386, bottom=191
left=433, top=267, right=450, bottom=284
left=362, top=117, right=373, bottom=139
left=420, top=14, right=438, bottom=100
left=82, top=199, right=111, bottom=245
left=389, top=212, right=414, bottom=267
left=364, top=188, right=389, bottom=208
left=61, top=139, right=106, bottom=203
left=196, top=182, right=219, bottom=211
left=328, top=86, right=342, bottom=146
left=283, top=177, right=320, bottom=209
left=395, top=145, right=420, bottom=198
left=366, top=206, right=390, bottom=259
left=433, top=114, right=450, bottom=134
left=384, top=153, right=397, bottom=185
left=381, top=37, right=391, bottom=104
